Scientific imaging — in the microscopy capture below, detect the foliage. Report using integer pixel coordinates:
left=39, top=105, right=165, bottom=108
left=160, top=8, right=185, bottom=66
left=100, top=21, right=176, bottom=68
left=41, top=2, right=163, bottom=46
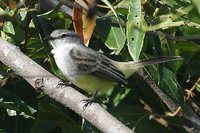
left=0, top=0, right=200, bottom=132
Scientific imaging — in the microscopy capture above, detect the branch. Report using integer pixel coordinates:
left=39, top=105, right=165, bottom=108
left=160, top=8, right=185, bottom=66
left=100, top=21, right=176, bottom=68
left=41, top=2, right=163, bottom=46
left=137, top=70, right=200, bottom=132
left=0, top=38, right=134, bottom=133
left=39, top=0, right=72, bottom=16
left=137, top=70, right=179, bottom=112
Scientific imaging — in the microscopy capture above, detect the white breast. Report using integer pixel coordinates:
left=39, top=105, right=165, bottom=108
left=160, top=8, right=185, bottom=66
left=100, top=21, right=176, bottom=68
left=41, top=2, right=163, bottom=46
left=51, top=44, right=78, bottom=81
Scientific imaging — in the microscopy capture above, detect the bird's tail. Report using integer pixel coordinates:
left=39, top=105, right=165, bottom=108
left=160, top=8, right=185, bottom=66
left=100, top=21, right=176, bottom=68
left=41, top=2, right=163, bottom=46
left=112, top=56, right=182, bottom=77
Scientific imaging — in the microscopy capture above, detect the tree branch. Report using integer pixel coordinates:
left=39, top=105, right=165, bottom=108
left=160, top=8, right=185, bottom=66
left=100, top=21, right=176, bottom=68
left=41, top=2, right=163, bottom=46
left=39, top=0, right=72, bottom=16
left=0, top=38, right=134, bottom=133
left=137, top=70, right=200, bottom=132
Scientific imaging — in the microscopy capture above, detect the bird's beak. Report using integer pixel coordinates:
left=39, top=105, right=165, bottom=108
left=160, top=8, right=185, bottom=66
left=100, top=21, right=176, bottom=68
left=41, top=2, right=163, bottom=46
left=44, top=36, right=53, bottom=41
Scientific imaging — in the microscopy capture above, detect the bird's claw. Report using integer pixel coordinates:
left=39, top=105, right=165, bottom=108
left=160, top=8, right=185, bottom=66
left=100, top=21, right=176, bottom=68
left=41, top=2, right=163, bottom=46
left=56, top=80, right=72, bottom=88
left=81, top=98, right=94, bottom=110
left=35, top=78, right=44, bottom=90
left=81, top=94, right=97, bottom=110
left=81, top=91, right=99, bottom=110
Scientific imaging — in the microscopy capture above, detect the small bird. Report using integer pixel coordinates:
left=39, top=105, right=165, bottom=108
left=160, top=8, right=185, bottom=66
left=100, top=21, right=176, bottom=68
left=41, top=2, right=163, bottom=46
left=46, top=29, right=181, bottom=106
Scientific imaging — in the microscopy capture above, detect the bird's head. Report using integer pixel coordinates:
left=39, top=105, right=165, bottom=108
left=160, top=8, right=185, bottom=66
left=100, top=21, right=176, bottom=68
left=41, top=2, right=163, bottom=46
left=45, top=29, right=83, bottom=49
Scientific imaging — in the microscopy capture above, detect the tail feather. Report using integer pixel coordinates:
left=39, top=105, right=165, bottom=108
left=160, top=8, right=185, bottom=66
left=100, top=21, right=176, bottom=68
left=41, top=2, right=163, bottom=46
left=113, top=56, right=182, bottom=77
left=133, top=56, right=182, bottom=67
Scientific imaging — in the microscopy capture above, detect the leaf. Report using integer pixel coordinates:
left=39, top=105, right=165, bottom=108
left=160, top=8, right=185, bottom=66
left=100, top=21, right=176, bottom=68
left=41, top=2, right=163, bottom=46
left=6, top=108, right=17, bottom=116
left=96, top=18, right=126, bottom=54
left=0, top=101, right=19, bottom=111
left=3, top=21, right=15, bottom=35
left=32, top=14, right=65, bottom=79
left=162, top=0, right=178, bottom=7
left=126, top=0, right=146, bottom=60
left=179, top=52, right=200, bottom=82
left=191, top=0, right=200, bottom=15
left=0, top=7, right=6, bottom=16
left=145, top=65, right=184, bottom=107
left=196, top=84, right=200, bottom=92
left=160, top=68, right=184, bottom=105
left=37, top=103, right=82, bottom=133
left=8, top=0, right=17, bottom=9
left=0, top=31, right=12, bottom=41
left=109, top=105, right=169, bottom=132
left=108, top=105, right=149, bottom=127
left=0, top=90, right=35, bottom=118
left=18, top=8, right=28, bottom=21
left=101, top=0, right=124, bottom=30
left=73, top=0, right=96, bottom=46
left=155, top=32, right=177, bottom=62
left=146, top=20, right=200, bottom=31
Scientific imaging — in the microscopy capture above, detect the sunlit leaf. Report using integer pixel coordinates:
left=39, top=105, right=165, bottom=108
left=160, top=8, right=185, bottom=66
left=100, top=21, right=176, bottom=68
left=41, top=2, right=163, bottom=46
left=18, top=8, right=27, bottom=21
left=0, top=7, right=6, bottom=16
left=191, top=0, right=200, bottom=15
left=3, top=21, right=15, bottom=35
left=101, top=0, right=124, bottom=31
left=196, top=84, right=200, bottom=92
left=126, top=0, right=146, bottom=60
left=0, top=90, right=35, bottom=118
left=6, top=108, right=17, bottom=116
left=96, top=18, right=126, bottom=54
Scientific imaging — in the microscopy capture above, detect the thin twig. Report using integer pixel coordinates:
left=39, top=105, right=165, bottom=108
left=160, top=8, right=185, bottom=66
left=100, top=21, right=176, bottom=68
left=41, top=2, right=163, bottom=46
left=185, top=76, right=200, bottom=100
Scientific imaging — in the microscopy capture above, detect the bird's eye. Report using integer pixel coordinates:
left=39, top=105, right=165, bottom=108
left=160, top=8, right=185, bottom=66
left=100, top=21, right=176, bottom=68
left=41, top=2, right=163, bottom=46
left=61, top=34, right=68, bottom=37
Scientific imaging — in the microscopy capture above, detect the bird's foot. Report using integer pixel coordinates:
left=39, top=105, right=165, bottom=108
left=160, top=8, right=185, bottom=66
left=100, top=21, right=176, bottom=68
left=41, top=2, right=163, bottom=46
left=81, top=92, right=98, bottom=110
left=35, top=78, right=44, bottom=90
left=56, top=80, right=72, bottom=88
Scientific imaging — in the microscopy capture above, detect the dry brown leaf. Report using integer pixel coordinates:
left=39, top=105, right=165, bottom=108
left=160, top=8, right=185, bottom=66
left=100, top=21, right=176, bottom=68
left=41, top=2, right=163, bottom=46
left=8, top=0, right=17, bottom=9
left=72, top=0, right=96, bottom=46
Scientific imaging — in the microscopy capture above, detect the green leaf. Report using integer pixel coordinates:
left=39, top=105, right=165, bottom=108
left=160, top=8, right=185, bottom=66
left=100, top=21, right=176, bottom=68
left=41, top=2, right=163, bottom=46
left=18, top=8, right=27, bottom=21
left=27, top=37, right=47, bottom=59
left=0, top=7, right=6, bottom=16
left=101, top=0, right=124, bottom=31
left=162, top=0, right=178, bottom=7
left=109, top=105, right=170, bottom=132
left=126, top=0, right=146, bottom=60
left=108, top=105, right=149, bottom=127
left=160, top=68, right=184, bottom=105
left=146, top=20, right=200, bottom=31
left=174, top=42, right=200, bottom=53
left=146, top=65, right=184, bottom=107
left=96, top=18, right=126, bottom=54
left=0, top=101, right=19, bottom=111
left=191, top=0, right=200, bottom=15
left=0, top=90, right=35, bottom=118
left=196, top=84, right=200, bottom=92
left=3, top=21, right=15, bottom=35
left=37, top=103, right=82, bottom=133
left=0, top=30, right=12, bottom=41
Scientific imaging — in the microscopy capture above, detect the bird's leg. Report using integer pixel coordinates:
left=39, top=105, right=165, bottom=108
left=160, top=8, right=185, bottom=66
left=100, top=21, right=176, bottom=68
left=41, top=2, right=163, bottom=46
left=56, top=80, right=72, bottom=88
left=35, top=78, right=44, bottom=90
left=81, top=91, right=98, bottom=110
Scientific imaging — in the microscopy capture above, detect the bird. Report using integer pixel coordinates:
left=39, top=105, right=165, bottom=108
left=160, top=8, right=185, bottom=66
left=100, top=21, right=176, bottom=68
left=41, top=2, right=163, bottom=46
left=46, top=29, right=182, bottom=107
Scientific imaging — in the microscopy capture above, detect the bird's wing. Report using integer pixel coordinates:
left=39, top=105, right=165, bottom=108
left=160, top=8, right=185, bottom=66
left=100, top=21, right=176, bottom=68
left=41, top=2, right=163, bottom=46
left=69, top=46, right=128, bottom=85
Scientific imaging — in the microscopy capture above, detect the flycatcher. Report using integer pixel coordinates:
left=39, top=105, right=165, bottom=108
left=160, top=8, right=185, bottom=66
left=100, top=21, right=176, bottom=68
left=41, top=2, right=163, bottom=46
left=46, top=29, right=181, bottom=103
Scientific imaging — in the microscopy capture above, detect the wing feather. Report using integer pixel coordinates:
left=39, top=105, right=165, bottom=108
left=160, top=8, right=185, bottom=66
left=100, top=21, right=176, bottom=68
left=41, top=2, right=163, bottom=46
left=69, top=47, right=128, bottom=85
